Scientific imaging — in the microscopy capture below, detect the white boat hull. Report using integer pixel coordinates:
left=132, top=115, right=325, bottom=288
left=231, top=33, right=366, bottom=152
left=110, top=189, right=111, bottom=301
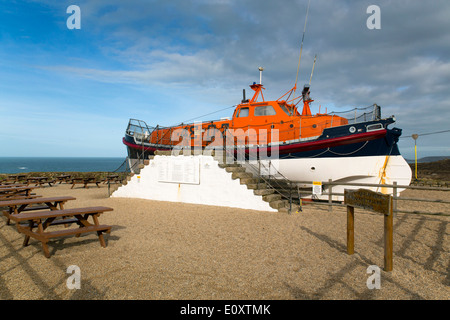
left=269, top=155, right=412, bottom=201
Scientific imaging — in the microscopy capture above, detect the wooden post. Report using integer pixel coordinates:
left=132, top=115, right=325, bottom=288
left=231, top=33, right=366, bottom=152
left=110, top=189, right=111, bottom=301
left=392, top=181, right=397, bottom=218
left=384, top=197, right=394, bottom=271
left=328, top=179, right=333, bottom=212
left=347, top=205, right=355, bottom=255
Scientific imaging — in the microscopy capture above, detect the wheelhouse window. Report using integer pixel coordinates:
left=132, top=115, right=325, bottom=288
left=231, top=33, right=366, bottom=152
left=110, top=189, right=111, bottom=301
left=279, top=103, right=292, bottom=116
left=238, top=107, right=249, bottom=117
left=254, top=105, right=276, bottom=116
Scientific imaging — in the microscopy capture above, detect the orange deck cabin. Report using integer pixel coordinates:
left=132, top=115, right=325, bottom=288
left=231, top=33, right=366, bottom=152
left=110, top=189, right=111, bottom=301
left=146, top=83, right=349, bottom=148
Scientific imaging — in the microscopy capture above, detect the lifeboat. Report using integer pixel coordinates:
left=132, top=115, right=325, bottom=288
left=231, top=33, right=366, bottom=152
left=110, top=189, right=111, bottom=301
left=123, top=72, right=412, bottom=201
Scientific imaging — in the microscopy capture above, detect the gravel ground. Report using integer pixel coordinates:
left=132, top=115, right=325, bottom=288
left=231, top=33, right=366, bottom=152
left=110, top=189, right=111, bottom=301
left=0, top=183, right=448, bottom=300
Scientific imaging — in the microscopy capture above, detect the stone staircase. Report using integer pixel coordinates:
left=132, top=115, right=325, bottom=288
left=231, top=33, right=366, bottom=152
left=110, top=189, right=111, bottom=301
left=216, top=161, right=298, bottom=212
left=119, top=150, right=301, bottom=213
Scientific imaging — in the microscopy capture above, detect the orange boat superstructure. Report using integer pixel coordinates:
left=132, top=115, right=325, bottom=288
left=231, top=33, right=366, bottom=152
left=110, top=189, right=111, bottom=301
left=142, top=83, right=348, bottom=149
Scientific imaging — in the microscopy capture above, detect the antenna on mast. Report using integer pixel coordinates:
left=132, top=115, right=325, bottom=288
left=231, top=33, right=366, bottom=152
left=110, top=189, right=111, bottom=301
left=294, top=0, right=311, bottom=93
left=258, top=66, right=264, bottom=84
left=309, top=54, right=317, bottom=85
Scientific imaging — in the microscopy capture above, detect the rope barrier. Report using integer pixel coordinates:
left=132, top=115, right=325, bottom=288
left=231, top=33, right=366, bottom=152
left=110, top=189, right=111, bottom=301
left=400, top=129, right=450, bottom=139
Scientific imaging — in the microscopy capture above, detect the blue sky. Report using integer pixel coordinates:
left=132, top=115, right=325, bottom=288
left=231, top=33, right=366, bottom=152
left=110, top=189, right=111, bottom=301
left=1, top=0, right=449, bottom=159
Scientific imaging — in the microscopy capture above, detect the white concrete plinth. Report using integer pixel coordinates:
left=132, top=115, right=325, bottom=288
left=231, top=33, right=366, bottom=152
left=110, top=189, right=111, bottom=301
left=111, top=155, right=276, bottom=212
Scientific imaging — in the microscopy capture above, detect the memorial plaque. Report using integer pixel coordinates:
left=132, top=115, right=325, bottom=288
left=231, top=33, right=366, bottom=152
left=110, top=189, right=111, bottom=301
left=344, top=189, right=391, bottom=214
left=158, top=157, right=200, bottom=185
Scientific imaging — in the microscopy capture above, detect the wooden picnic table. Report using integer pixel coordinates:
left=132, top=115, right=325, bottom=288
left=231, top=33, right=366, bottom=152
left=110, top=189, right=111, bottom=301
left=103, top=174, right=122, bottom=184
left=5, top=206, right=113, bottom=258
left=71, top=177, right=100, bottom=189
left=1, top=196, right=76, bottom=225
left=56, top=174, right=71, bottom=184
left=8, top=175, right=27, bottom=183
left=0, top=186, right=38, bottom=200
left=0, top=183, right=27, bottom=188
left=26, top=177, right=55, bottom=187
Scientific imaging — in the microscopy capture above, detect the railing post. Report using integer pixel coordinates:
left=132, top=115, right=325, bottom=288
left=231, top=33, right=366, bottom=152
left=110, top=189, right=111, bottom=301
left=393, top=181, right=398, bottom=217
left=328, top=179, right=333, bottom=212
left=289, top=181, right=292, bottom=215
left=258, top=160, right=261, bottom=189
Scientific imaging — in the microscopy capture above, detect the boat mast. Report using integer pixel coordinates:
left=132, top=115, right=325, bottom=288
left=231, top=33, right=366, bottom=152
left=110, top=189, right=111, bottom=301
left=294, top=0, right=311, bottom=95
left=300, top=54, right=316, bottom=116
left=309, top=54, right=317, bottom=86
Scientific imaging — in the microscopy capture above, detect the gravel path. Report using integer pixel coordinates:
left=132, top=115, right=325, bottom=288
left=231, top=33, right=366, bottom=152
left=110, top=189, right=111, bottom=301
left=0, top=183, right=448, bottom=300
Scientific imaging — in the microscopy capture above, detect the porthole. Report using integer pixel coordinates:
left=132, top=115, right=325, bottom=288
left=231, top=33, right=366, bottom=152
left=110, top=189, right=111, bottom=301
left=312, top=124, right=317, bottom=128
left=349, top=126, right=356, bottom=133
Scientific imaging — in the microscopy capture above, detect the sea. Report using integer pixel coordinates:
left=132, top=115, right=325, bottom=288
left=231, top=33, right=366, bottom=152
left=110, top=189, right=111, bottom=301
left=0, top=157, right=127, bottom=174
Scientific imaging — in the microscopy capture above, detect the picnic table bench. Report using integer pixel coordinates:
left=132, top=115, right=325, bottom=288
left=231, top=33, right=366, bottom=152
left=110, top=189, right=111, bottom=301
left=56, top=174, right=71, bottom=184
left=0, top=183, right=27, bottom=188
left=1, top=182, right=27, bottom=187
left=71, top=177, right=100, bottom=189
left=103, top=174, right=123, bottom=184
left=1, top=196, right=76, bottom=225
left=0, top=186, right=38, bottom=201
left=8, top=175, right=27, bottom=183
left=5, top=206, right=113, bottom=258
left=26, top=177, right=55, bottom=187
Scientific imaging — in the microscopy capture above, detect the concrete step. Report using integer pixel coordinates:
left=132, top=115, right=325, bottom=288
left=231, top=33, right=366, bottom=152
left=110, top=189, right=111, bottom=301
left=215, top=159, right=239, bottom=165
left=239, top=177, right=259, bottom=185
left=218, top=163, right=241, bottom=169
left=269, top=199, right=289, bottom=209
left=232, top=172, right=253, bottom=180
left=224, top=166, right=246, bottom=173
left=246, top=183, right=269, bottom=190
left=253, top=188, right=275, bottom=196
left=263, top=193, right=282, bottom=202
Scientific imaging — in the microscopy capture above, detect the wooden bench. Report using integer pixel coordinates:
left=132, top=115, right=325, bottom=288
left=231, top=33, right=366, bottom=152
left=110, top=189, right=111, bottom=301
left=1, top=196, right=76, bottom=225
left=56, top=175, right=71, bottom=184
left=0, top=186, right=38, bottom=201
left=0, top=184, right=27, bottom=188
left=70, top=178, right=100, bottom=189
left=6, top=206, right=113, bottom=258
left=103, top=175, right=122, bottom=184
left=26, top=177, right=55, bottom=187
left=7, top=175, right=27, bottom=183
left=0, top=194, right=42, bottom=202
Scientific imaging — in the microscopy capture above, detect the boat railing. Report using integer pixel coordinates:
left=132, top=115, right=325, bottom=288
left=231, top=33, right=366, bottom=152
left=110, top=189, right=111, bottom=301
left=328, top=104, right=381, bottom=124
left=127, top=119, right=171, bottom=145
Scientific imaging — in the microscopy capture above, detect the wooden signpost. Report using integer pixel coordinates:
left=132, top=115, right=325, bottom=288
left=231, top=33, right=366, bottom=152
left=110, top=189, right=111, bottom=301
left=344, top=189, right=394, bottom=272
